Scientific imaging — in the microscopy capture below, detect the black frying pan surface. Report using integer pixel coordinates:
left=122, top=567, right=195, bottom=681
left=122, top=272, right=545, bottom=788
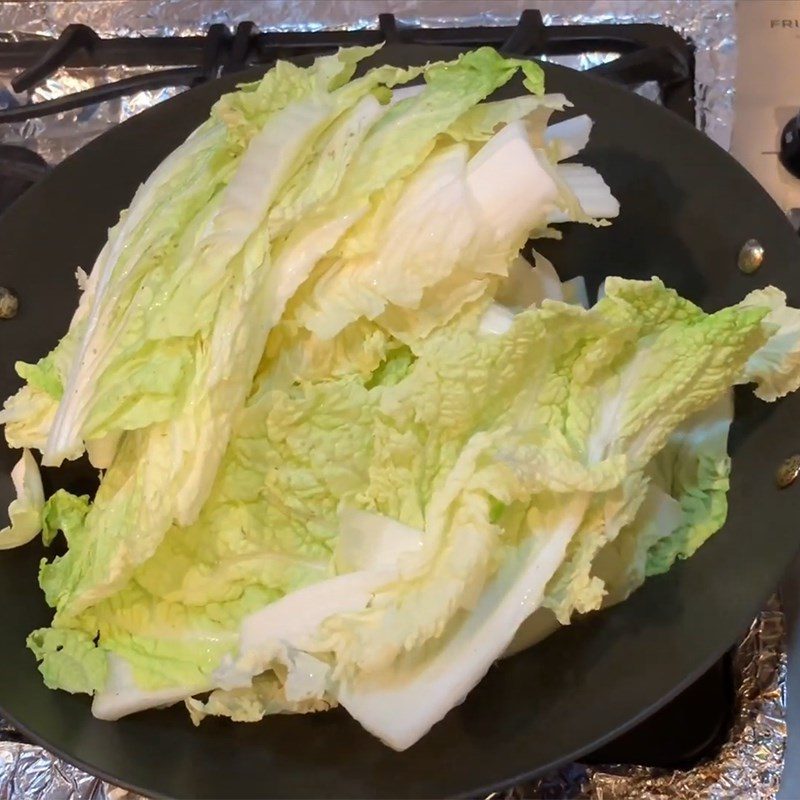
left=1, top=44, right=799, bottom=800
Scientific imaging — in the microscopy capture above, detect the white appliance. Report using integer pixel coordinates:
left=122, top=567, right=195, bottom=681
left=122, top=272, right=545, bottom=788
left=732, top=3, right=800, bottom=797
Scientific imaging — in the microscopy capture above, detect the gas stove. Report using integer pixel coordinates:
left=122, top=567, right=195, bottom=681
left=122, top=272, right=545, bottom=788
left=0, top=9, right=695, bottom=124
left=0, top=7, right=762, bottom=799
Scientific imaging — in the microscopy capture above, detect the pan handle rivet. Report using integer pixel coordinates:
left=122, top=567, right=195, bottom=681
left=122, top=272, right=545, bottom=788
left=0, top=286, right=18, bottom=319
left=738, top=239, right=764, bottom=274
left=776, top=454, right=800, bottom=488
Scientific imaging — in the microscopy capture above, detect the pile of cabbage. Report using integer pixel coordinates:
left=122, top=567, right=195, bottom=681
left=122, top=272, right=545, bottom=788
left=2, top=46, right=800, bottom=751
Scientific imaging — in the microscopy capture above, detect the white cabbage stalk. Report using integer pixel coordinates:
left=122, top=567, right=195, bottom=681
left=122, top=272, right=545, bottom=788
left=0, top=449, right=44, bottom=550
left=548, top=163, right=621, bottom=223
left=485, top=251, right=589, bottom=332
left=337, top=498, right=589, bottom=751
left=544, top=113, right=592, bottom=160
left=43, top=122, right=227, bottom=466
left=92, top=510, right=425, bottom=720
left=466, top=120, right=561, bottom=243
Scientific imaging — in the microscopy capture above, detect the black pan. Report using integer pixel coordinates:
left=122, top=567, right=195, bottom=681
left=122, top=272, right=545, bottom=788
left=1, top=44, right=799, bottom=800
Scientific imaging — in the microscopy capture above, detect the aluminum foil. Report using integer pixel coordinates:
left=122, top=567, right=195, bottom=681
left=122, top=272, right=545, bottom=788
left=507, top=596, right=788, bottom=800
left=0, top=742, right=141, bottom=800
left=0, top=3, right=779, bottom=800
left=0, top=66, right=184, bottom=164
left=0, top=0, right=735, bottom=165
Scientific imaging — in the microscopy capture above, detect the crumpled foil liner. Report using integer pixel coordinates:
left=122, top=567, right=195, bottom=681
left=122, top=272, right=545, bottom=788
left=507, top=596, right=788, bottom=799
left=0, top=3, right=780, bottom=800
left=0, top=66, right=184, bottom=164
left=0, top=742, right=141, bottom=800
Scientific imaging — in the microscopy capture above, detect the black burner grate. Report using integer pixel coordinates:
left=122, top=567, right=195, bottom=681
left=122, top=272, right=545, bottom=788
left=0, top=9, right=695, bottom=124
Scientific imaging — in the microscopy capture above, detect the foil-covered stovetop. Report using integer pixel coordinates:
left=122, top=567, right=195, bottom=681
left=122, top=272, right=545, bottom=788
left=0, top=3, right=787, bottom=800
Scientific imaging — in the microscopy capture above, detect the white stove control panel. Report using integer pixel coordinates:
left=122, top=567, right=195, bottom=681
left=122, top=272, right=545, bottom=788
left=732, top=0, right=800, bottom=219
left=732, top=7, right=800, bottom=800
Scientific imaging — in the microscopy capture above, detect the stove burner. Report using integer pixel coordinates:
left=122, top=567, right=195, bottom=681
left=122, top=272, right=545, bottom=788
left=0, top=10, right=695, bottom=125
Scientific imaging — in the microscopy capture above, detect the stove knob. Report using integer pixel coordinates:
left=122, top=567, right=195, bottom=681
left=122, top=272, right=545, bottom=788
left=780, top=114, right=800, bottom=178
